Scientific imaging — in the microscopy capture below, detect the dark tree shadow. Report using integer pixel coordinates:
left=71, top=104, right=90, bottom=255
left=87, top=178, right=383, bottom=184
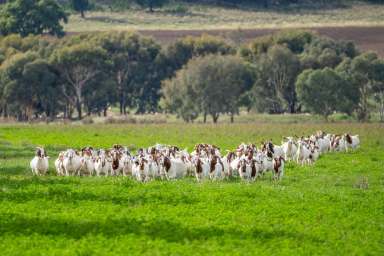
left=0, top=213, right=324, bottom=245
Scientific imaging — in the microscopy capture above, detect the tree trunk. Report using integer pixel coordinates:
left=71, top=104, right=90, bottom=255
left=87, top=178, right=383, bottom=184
left=212, top=113, right=219, bottom=123
left=81, top=10, right=85, bottom=18
left=203, top=112, right=207, bottom=123
left=230, top=113, right=234, bottom=123
left=103, top=107, right=108, bottom=117
left=119, top=92, right=124, bottom=115
left=3, top=104, right=7, bottom=118
left=289, top=100, right=296, bottom=114
left=75, top=86, right=82, bottom=120
left=76, top=99, right=82, bottom=120
left=149, top=2, right=153, bottom=12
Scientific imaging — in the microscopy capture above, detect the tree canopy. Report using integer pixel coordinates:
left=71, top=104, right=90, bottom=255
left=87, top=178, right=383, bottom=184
left=296, top=68, right=358, bottom=120
left=0, top=0, right=68, bottom=37
left=162, top=55, right=253, bottom=123
left=0, top=30, right=383, bottom=122
left=71, top=0, right=90, bottom=18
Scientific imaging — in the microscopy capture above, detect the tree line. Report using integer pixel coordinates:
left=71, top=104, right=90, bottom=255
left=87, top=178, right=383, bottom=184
left=0, top=30, right=383, bottom=122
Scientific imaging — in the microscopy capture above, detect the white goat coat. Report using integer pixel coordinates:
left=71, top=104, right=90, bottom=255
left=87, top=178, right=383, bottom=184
left=164, top=158, right=188, bottom=180
left=296, top=143, right=312, bottom=165
left=30, top=156, right=49, bottom=175
left=273, top=145, right=285, bottom=158
left=54, top=155, right=65, bottom=176
left=94, top=156, right=111, bottom=176
left=317, top=137, right=331, bottom=153
left=63, top=155, right=82, bottom=176
left=282, top=141, right=297, bottom=161
left=79, top=156, right=95, bottom=176
left=345, top=135, right=360, bottom=150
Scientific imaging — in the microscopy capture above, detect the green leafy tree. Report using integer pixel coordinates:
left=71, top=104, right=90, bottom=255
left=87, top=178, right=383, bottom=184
left=0, top=52, right=58, bottom=120
left=372, top=59, right=384, bottom=122
left=0, top=0, right=68, bottom=37
left=336, top=52, right=379, bottom=121
left=51, top=43, right=108, bottom=119
left=94, top=32, right=162, bottom=114
left=300, top=36, right=358, bottom=70
left=296, top=67, right=358, bottom=120
left=136, top=0, right=168, bottom=12
left=164, top=34, right=234, bottom=77
left=162, top=55, right=253, bottom=123
left=251, top=45, right=300, bottom=113
left=71, top=0, right=89, bottom=18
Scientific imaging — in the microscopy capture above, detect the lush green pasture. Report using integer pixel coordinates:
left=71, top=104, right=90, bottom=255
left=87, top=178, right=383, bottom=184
left=0, top=123, right=383, bottom=255
left=64, top=3, right=384, bottom=32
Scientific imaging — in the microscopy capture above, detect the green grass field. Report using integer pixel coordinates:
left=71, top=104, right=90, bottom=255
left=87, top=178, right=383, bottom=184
left=0, top=123, right=383, bottom=255
left=64, top=2, right=384, bottom=32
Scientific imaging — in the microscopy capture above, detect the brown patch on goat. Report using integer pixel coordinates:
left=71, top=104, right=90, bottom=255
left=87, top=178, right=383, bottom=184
left=273, top=157, right=283, bottom=174
left=112, top=158, right=119, bottom=170
left=210, top=156, right=217, bottom=173
left=196, top=158, right=203, bottom=174
left=113, top=144, right=123, bottom=151
left=345, top=134, right=352, bottom=144
left=251, top=160, right=257, bottom=178
left=226, top=152, right=235, bottom=163
left=139, top=159, right=147, bottom=171
left=163, top=157, right=171, bottom=173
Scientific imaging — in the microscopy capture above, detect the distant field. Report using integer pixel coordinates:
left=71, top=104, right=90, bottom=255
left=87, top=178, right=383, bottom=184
left=63, top=2, right=384, bottom=56
left=0, top=123, right=383, bottom=255
left=64, top=3, right=384, bottom=31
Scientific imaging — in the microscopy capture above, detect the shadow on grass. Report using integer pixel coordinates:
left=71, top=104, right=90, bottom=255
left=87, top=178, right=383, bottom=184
left=0, top=176, right=80, bottom=187
left=0, top=213, right=324, bottom=244
left=0, top=177, right=199, bottom=205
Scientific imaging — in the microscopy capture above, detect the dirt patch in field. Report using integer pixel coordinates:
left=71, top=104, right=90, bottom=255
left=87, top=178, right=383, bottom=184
left=139, top=26, right=384, bottom=56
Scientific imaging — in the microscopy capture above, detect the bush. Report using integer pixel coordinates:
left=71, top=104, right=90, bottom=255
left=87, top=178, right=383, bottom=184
left=164, top=3, right=189, bottom=14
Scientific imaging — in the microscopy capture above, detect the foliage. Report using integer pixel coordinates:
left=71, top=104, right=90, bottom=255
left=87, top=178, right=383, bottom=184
left=253, top=45, right=300, bottom=113
left=93, top=31, right=163, bottom=114
left=0, top=30, right=384, bottom=122
left=296, top=67, right=359, bottom=120
left=300, top=36, right=359, bottom=70
left=336, top=52, right=382, bottom=121
left=162, top=55, right=253, bottom=123
left=50, top=42, right=109, bottom=119
left=0, top=0, right=68, bottom=37
left=163, top=34, right=234, bottom=77
left=71, top=0, right=89, bottom=18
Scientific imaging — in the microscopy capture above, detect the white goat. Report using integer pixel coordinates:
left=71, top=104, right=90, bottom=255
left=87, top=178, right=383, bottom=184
left=282, top=137, right=297, bottom=161
left=296, top=141, right=312, bottom=165
left=30, top=147, right=49, bottom=176
left=63, top=149, right=82, bottom=176
left=94, top=150, right=111, bottom=176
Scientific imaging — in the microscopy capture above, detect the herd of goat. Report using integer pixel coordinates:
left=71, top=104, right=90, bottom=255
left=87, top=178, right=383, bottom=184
left=30, top=131, right=360, bottom=182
